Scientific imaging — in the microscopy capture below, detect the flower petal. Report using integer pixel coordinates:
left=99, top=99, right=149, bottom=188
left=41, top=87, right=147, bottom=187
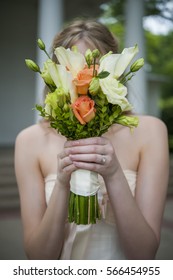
left=99, top=77, right=132, bottom=111
left=113, top=45, right=139, bottom=78
left=54, top=46, right=86, bottom=77
left=99, top=54, right=120, bottom=77
left=99, top=45, right=139, bottom=79
left=71, top=103, right=86, bottom=124
left=47, top=61, right=78, bottom=102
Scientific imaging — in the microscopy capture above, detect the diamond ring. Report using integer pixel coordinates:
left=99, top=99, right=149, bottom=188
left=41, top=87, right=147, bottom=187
left=101, top=156, right=106, bottom=165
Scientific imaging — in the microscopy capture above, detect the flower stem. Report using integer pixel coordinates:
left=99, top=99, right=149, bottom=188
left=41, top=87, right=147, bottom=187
left=92, top=58, right=97, bottom=77
left=119, top=70, right=131, bottom=84
left=68, top=192, right=100, bottom=224
left=43, top=49, right=51, bottom=59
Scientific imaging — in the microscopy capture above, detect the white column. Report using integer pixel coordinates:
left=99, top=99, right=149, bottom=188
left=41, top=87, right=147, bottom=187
left=35, top=0, right=64, bottom=121
left=124, top=0, right=148, bottom=114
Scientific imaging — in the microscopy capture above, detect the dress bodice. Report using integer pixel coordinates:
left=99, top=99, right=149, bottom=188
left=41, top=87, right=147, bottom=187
left=44, top=170, right=137, bottom=259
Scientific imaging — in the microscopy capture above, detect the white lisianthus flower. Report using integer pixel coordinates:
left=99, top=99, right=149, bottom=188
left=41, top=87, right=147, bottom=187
left=54, top=46, right=85, bottom=78
left=47, top=60, right=77, bottom=103
left=41, top=59, right=56, bottom=86
left=46, top=61, right=67, bottom=90
left=99, top=45, right=139, bottom=79
left=99, top=54, right=119, bottom=78
left=99, top=77, right=132, bottom=111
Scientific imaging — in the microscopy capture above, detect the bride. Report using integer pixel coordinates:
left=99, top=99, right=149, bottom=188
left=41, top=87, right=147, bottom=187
left=14, top=19, right=169, bottom=260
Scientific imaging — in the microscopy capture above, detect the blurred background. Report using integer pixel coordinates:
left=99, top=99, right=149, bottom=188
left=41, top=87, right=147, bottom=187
left=0, top=0, right=173, bottom=259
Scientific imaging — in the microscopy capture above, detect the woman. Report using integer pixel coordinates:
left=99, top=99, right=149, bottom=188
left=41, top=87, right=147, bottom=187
left=15, top=19, right=169, bottom=260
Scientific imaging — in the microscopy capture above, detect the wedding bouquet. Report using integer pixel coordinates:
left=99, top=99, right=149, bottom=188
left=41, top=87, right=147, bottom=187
left=25, top=39, right=144, bottom=225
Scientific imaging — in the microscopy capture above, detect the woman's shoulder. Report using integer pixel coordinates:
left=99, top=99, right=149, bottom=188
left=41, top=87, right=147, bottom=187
left=137, top=115, right=167, bottom=134
left=15, top=122, right=50, bottom=147
left=16, top=123, right=43, bottom=139
left=135, top=115, right=168, bottom=146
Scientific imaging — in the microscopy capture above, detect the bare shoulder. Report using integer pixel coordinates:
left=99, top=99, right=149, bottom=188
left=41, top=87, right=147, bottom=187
left=15, top=122, right=50, bottom=154
left=16, top=122, right=48, bottom=143
left=137, top=115, right=168, bottom=139
left=134, top=115, right=169, bottom=156
left=16, top=124, right=43, bottom=142
left=138, top=115, right=167, bottom=129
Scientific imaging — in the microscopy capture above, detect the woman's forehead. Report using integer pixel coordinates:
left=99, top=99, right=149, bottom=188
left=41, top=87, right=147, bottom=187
left=72, top=39, right=97, bottom=55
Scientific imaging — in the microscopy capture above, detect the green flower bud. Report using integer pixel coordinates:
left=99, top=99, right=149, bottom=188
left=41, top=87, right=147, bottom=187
left=116, top=115, right=139, bottom=128
left=71, top=45, right=78, bottom=53
left=37, top=38, right=51, bottom=59
left=25, top=59, right=40, bottom=72
left=63, top=103, right=69, bottom=112
left=85, top=49, right=93, bottom=67
left=37, top=38, right=46, bottom=50
left=92, top=49, right=100, bottom=59
left=130, top=58, right=144, bottom=72
left=89, top=77, right=100, bottom=95
left=56, top=88, right=67, bottom=108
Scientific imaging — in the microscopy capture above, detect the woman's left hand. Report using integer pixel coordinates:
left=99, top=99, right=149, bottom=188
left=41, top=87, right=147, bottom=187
left=64, top=137, right=120, bottom=181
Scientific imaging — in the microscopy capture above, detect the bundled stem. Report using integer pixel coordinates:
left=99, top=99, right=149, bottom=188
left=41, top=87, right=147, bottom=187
left=68, top=191, right=101, bottom=224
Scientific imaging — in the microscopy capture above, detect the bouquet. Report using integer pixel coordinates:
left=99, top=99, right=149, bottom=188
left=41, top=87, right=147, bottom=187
left=25, top=39, right=144, bottom=225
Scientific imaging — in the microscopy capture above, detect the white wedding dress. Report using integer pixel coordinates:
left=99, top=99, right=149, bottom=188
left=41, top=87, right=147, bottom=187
left=44, top=170, right=137, bottom=259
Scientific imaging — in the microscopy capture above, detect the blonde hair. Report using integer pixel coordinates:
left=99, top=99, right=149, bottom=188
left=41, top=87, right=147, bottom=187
left=51, top=19, right=119, bottom=62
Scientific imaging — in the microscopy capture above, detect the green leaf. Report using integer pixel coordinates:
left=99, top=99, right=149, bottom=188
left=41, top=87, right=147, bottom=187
left=97, top=71, right=110, bottom=79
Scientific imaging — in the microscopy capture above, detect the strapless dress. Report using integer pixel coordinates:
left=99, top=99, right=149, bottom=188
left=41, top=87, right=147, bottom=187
left=44, top=170, right=137, bottom=259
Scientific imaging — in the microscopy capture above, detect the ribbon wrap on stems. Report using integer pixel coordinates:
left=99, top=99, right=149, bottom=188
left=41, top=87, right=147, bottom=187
left=68, top=169, right=101, bottom=224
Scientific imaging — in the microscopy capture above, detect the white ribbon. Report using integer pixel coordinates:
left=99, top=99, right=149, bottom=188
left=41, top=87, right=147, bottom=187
left=70, top=169, right=100, bottom=196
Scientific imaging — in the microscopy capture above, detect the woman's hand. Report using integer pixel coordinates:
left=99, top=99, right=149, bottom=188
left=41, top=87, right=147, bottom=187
left=57, top=149, right=77, bottom=187
left=63, top=137, right=120, bottom=181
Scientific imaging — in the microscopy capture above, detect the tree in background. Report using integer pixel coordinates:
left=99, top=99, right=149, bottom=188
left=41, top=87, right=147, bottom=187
left=99, top=0, right=173, bottom=152
left=99, top=0, right=173, bottom=22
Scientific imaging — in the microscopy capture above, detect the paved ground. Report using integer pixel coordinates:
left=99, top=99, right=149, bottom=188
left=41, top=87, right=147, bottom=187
left=0, top=196, right=173, bottom=260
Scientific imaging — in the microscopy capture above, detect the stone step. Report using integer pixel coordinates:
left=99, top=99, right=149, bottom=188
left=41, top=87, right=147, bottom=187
left=0, top=198, right=20, bottom=210
left=0, top=177, right=16, bottom=185
left=0, top=146, right=19, bottom=210
left=0, top=169, right=15, bottom=177
left=0, top=157, right=14, bottom=165
left=0, top=185, right=19, bottom=197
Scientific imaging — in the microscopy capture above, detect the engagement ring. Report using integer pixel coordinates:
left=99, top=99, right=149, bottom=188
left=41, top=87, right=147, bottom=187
left=101, top=156, right=106, bottom=165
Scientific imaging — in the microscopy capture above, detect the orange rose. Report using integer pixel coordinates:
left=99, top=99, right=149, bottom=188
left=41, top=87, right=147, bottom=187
left=71, top=95, right=96, bottom=125
left=73, top=65, right=99, bottom=95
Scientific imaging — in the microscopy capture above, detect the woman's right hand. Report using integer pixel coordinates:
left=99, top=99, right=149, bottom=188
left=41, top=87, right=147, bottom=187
left=57, top=142, right=77, bottom=187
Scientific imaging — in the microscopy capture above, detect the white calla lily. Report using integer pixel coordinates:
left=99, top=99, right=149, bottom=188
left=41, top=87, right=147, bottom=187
left=99, top=77, right=132, bottom=111
left=99, top=44, right=139, bottom=79
left=54, top=46, right=86, bottom=77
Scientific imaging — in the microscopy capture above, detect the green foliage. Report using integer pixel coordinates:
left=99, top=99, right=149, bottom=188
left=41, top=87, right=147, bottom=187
left=146, top=30, right=173, bottom=152
left=145, top=30, right=173, bottom=76
left=36, top=90, right=138, bottom=140
left=100, top=0, right=173, bottom=22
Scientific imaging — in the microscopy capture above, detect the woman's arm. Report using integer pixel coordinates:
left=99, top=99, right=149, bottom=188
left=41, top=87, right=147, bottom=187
left=105, top=117, right=169, bottom=259
left=14, top=127, right=76, bottom=259
left=66, top=117, right=169, bottom=259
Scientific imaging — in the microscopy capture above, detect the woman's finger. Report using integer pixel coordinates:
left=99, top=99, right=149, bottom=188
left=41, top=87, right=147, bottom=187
left=69, top=154, right=107, bottom=165
left=64, top=137, right=108, bottom=148
left=57, top=153, right=73, bottom=170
